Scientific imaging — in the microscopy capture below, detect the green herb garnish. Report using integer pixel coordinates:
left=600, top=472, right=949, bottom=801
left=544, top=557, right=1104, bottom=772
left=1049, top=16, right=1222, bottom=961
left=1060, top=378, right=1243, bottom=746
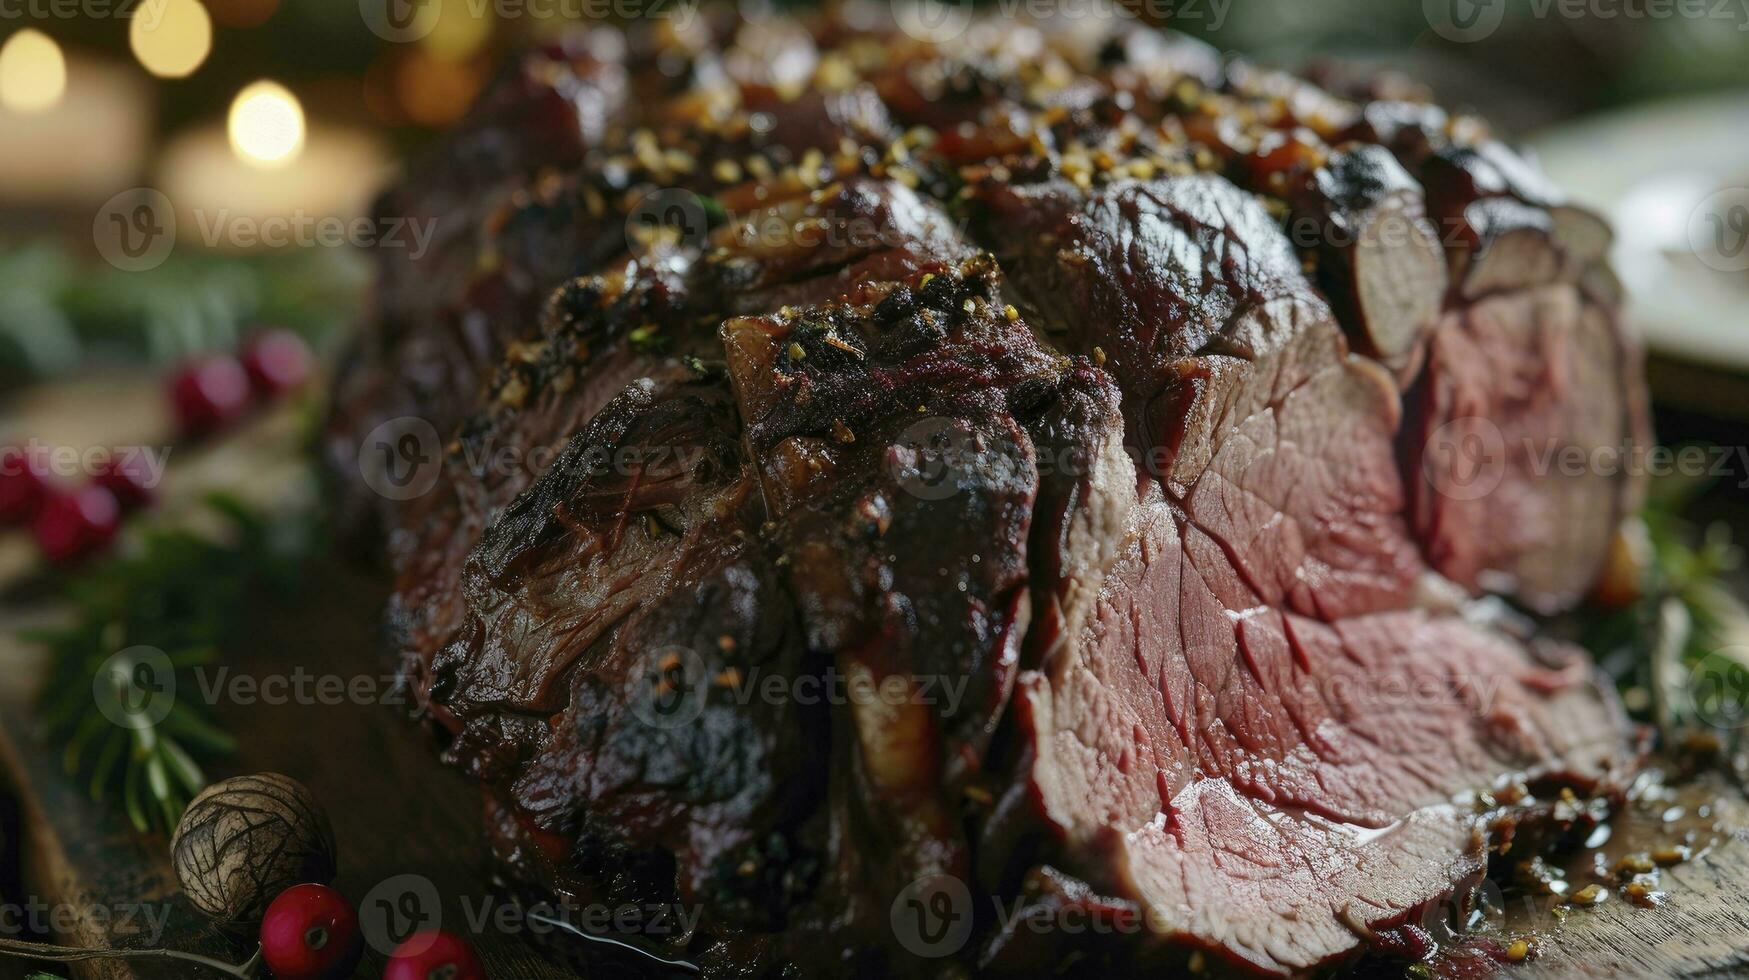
left=27, top=494, right=317, bottom=832
left=1585, top=468, right=1748, bottom=734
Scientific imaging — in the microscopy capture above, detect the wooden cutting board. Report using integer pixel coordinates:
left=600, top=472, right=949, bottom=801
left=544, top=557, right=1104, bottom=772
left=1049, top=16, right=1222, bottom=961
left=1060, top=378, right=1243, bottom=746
left=3, top=377, right=1749, bottom=979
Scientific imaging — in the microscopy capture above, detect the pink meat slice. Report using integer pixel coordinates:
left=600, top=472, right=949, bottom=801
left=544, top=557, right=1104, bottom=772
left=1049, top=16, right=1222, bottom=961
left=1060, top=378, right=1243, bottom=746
left=980, top=174, right=1631, bottom=976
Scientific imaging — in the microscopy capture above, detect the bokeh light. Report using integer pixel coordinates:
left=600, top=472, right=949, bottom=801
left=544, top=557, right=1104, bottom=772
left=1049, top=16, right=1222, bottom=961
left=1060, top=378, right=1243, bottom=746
left=423, top=0, right=494, bottom=63
left=396, top=50, right=484, bottom=127
left=227, top=80, right=305, bottom=168
left=0, top=30, right=68, bottom=115
left=130, top=0, right=214, bottom=79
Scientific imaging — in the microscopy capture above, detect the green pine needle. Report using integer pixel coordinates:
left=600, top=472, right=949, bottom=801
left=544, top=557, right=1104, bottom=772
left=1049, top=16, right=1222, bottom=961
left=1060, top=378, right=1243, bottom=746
left=30, top=494, right=317, bottom=833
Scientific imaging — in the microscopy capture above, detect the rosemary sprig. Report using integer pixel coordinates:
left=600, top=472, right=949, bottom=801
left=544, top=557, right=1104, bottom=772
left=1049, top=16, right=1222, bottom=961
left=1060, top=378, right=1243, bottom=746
left=1585, top=468, right=1749, bottom=735
left=26, top=493, right=317, bottom=833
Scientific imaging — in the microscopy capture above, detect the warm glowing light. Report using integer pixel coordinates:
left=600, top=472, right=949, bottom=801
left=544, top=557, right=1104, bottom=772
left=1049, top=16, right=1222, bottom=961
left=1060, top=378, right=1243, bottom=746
left=424, top=0, right=493, bottom=62
left=227, top=80, right=305, bottom=168
left=130, top=0, right=213, bottom=79
left=0, top=30, right=67, bottom=114
left=396, top=50, right=484, bottom=127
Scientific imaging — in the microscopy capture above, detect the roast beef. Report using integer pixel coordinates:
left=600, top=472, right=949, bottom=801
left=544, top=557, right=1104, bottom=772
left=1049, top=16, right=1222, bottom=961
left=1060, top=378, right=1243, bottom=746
left=330, top=9, right=1649, bottom=977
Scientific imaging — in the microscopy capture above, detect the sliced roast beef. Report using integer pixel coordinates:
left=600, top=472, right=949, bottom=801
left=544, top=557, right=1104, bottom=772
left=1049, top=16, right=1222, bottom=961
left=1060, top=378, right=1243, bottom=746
left=961, top=166, right=1629, bottom=974
left=1403, top=283, right=1645, bottom=614
left=992, top=354, right=1625, bottom=974
left=1276, top=143, right=1448, bottom=371
left=335, top=9, right=1653, bottom=978
left=1336, top=100, right=1647, bottom=611
left=970, top=174, right=1427, bottom=623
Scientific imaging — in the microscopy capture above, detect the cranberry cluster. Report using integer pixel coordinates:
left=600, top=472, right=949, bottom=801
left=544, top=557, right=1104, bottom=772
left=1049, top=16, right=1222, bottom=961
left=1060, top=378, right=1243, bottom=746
left=0, top=330, right=312, bottom=565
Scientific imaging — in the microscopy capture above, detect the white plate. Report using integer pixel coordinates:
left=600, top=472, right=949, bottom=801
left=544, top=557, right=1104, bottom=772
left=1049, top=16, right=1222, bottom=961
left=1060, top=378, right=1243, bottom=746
left=1527, top=92, right=1749, bottom=371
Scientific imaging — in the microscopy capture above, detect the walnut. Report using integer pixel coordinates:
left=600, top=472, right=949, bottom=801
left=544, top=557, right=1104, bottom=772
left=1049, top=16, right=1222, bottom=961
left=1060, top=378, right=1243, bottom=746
left=170, top=773, right=337, bottom=925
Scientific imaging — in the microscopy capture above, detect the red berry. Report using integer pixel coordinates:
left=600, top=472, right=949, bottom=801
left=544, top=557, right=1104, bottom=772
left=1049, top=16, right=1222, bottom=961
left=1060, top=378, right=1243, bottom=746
left=241, top=329, right=314, bottom=397
left=0, top=447, right=49, bottom=525
left=385, top=931, right=484, bottom=980
left=32, top=485, right=120, bottom=564
left=170, top=356, right=252, bottom=436
left=94, top=451, right=159, bottom=511
left=260, top=884, right=364, bottom=980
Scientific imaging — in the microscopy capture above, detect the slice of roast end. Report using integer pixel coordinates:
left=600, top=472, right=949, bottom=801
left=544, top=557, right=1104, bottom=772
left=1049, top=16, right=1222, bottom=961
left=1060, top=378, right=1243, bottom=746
left=1292, top=145, right=1449, bottom=368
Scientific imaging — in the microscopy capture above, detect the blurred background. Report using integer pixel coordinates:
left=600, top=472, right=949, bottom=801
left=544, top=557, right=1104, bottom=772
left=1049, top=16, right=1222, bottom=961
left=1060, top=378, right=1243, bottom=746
left=0, top=0, right=1745, bottom=523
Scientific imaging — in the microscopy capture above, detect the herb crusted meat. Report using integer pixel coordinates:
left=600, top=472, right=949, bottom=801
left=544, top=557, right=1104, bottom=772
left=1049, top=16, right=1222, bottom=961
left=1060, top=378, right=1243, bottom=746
left=328, top=9, right=1648, bottom=977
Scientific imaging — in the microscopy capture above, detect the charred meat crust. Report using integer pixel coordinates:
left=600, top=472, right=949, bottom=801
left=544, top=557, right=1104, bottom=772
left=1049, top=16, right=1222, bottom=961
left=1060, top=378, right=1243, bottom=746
left=334, top=11, right=1651, bottom=978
